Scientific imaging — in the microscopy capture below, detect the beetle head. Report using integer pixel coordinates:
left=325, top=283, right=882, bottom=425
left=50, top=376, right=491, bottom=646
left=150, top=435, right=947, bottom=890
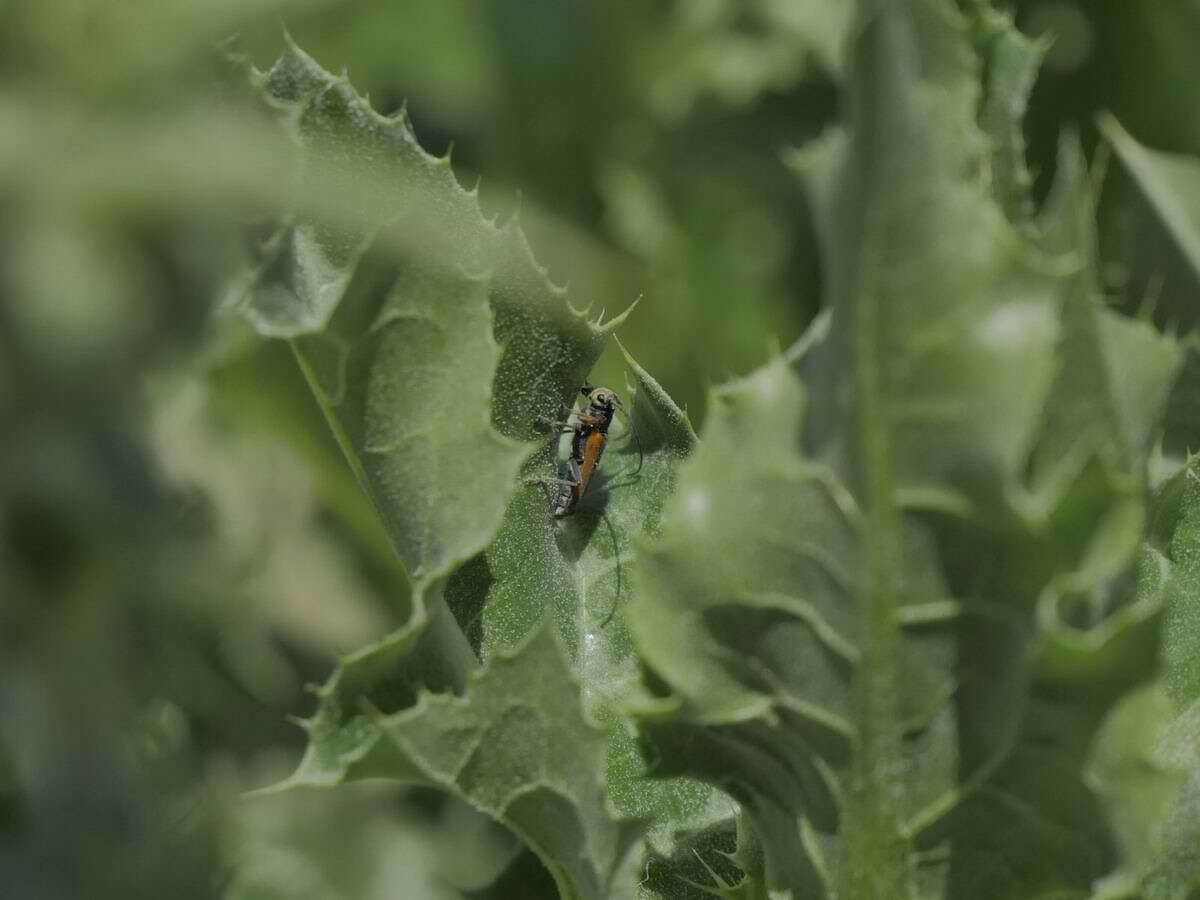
left=587, top=386, right=619, bottom=409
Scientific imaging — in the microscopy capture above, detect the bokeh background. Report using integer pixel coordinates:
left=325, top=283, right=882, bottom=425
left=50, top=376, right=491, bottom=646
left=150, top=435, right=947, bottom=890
left=2, top=1, right=1197, bottom=897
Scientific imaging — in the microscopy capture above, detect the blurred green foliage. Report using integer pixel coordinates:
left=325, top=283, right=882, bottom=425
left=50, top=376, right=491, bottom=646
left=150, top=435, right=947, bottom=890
left=4, top=0, right=1200, bottom=898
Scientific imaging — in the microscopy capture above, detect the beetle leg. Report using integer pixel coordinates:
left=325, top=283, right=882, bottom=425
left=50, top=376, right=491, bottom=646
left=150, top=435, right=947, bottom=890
left=528, top=475, right=578, bottom=489
left=535, top=414, right=578, bottom=434
left=526, top=457, right=583, bottom=515
left=525, top=476, right=579, bottom=489
left=538, top=400, right=576, bottom=424
left=525, top=478, right=565, bottom=505
left=564, top=457, right=582, bottom=485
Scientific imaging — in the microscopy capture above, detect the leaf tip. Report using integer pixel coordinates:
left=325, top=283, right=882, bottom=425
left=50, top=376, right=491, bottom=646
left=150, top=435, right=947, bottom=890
left=1095, top=110, right=1127, bottom=149
left=1137, top=271, right=1166, bottom=323
left=613, top=332, right=631, bottom=360
left=280, top=22, right=302, bottom=55
left=599, top=293, right=641, bottom=333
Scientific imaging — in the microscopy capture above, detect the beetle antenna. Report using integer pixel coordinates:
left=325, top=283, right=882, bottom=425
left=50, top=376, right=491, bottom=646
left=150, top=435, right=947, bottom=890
left=616, top=401, right=644, bottom=477
left=597, top=510, right=623, bottom=628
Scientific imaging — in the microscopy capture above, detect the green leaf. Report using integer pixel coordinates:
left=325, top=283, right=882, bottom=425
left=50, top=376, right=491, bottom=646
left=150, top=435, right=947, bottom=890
left=1088, top=682, right=1200, bottom=900
left=230, top=37, right=620, bottom=761
left=232, top=37, right=711, bottom=893
left=803, top=0, right=1063, bottom=892
left=233, top=38, right=612, bottom=443
left=1100, top=112, right=1200, bottom=292
left=947, top=695, right=1116, bottom=900
left=1150, top=699, right=1200, bottom=899
left=944, top=115, right=1180, bottom=900
left=1027, top=132, right=1181, bottom=663
left=368, top=624, right=645, bottom=900
left=227, top=781, right=529, bottom=900
left=454, top=337, right=696, bottom=660
left=446, top=338, right=720, bottom=866
left=206, top=335, right=400, bottom=574
left=942, top=548, right=1172, bottom=900
left=636, top=2, right=1185, bottom=898
left=1085, top=462, right=1200, bottom=899
left=275, top=264, right=527, bottom=788
left=1158, top=458, right=1200, bottom=709
left=631, top=358, right=960, bottom=898
left=631, top=360, right=850, bottom=897
left=799, top=2, right=1063, bottom=517
left=971, top=3, right=1049, bottom=228
left=1035, top=136, right=1181, bottom=485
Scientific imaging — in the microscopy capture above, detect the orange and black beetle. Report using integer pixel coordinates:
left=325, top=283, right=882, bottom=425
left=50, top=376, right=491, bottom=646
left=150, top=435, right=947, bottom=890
left=533, top=384, right=640, bottom=518
left=554, top=386, right=621, bottom=517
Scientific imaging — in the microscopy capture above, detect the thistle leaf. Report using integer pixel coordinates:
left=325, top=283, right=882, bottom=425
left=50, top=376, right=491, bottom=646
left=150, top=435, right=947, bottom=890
left=369, top=624, right=646, bottom=900
left=972, top=3, right=1048, bottom=227
left=231, top=38, right=710, bottom=893
left=1100, top=112, right=1200, bottom=291
left=630, top=3, right=1183, bottom=898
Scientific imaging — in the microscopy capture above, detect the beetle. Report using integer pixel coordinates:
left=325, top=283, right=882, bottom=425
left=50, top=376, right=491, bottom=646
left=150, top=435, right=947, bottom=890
left=535, top=384, right=641, bottom=518
left=529, top=384, right=644, bottom=626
